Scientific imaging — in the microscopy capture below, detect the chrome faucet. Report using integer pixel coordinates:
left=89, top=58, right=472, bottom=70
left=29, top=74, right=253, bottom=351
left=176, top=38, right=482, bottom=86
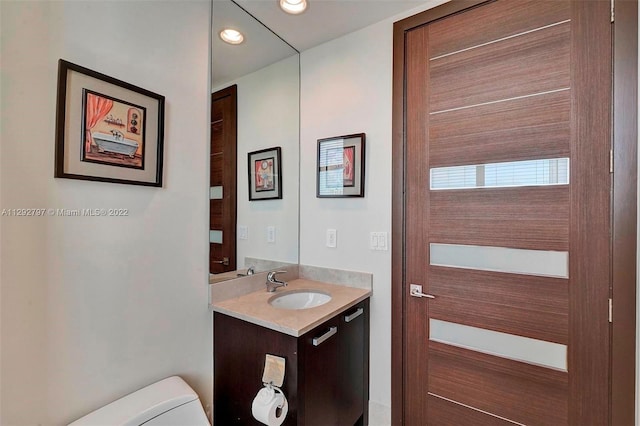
left=237, top=266, right=255, bottom=278
left=266, top=270, right=287, bottom=292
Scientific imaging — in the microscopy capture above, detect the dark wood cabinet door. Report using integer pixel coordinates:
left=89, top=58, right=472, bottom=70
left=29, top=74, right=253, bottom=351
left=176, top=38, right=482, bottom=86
left=214, top=313, right=299, bottom=426
left=300, top=316, right=341, bottom=426
left=338, top=301, right=369, bottom=426
left=214, top=300, right=369, bottom=426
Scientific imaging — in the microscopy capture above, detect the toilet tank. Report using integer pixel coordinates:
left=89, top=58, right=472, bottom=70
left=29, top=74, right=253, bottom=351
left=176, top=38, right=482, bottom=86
left=68, top=376, right=210, bottom=426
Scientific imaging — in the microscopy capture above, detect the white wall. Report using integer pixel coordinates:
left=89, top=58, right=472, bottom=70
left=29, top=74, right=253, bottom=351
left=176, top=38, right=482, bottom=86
left=215, top=55, right=300, bottom=268
left=0, top=1, right=212, bottom=424
left=299, top=1, right=445, bottom=418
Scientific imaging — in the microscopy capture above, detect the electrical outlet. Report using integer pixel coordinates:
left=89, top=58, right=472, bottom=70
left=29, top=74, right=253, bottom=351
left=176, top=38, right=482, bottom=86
left=326, top=229, right=337, bottom=248
left=267, top=226, right=276, bottom=243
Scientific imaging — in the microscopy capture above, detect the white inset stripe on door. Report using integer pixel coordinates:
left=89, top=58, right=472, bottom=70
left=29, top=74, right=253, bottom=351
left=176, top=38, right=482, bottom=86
left=430, top=243, right=569, bottom=278
left=430, top=319, right=567, bottom=371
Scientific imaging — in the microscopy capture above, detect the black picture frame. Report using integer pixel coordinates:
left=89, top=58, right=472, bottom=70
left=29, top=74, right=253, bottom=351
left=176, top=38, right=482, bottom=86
left=248, top=147, right=282, bottom=201
left=55, top=59, right=165, bottom=186
left=317, top=133, right=365, bottom=198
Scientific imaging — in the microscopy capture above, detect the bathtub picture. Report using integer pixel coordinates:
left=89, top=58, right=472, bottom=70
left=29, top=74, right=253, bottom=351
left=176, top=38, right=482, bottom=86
left=255, top=157, right=275, bottom=191
left=248, top=147, right=282, bottom=200
left=81, top=89, right=146, bottom=170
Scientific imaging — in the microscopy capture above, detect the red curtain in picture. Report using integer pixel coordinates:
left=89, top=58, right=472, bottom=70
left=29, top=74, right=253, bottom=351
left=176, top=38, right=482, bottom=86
left=85, top=93, right=113, bottom=153
left=343, top=147, right=354, bottom=181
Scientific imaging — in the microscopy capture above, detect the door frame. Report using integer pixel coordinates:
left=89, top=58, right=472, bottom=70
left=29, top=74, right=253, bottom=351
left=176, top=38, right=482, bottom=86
left=391, top=1, right=638, bottom=424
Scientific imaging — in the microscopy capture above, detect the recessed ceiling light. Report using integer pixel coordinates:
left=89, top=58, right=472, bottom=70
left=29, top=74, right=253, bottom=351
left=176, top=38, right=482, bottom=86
left=279, top=0, right=307, bottom=15
left=219, top=28, right=244, bottom=45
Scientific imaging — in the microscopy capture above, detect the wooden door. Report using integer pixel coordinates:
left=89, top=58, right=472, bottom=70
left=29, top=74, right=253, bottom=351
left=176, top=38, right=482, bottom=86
left=400, top=1, right=611, bottom=424
left=211, top=86, right=237, bottom=273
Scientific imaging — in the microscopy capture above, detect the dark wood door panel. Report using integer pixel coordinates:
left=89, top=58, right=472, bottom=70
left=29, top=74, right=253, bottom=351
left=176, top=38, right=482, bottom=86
left=567, top=2, right=612, bottom=423
left=430, top=186, right=569, bottom=250
left=210, top=153, right=223, bottom=187
left=430, top=187, right=569, bottom=221
left=426, top=394, right=515, bottom=426
left=429, top=90, right=570, bottom=168
left=211, top=121, right=223, bottom=153
left=430, top=21, right=570, bottom=113
left=429, top=295, right=568, bottom=344
left=428, top=341, right=568, bottom=425
left=404, top=25, right=431, bottom=426
left=428, top=0, right=570, bottom=59
left=428, top=266, right=568, bottom=314
left=430, top=218, right=568, bottom=251
left=210, top=199, right=223, bottom=229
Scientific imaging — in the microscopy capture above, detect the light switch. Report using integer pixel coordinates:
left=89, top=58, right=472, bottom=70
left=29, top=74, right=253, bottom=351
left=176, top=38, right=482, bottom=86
left=378, top=232, right=388, bottom=250
left=370, top=232, right=389, bottom=251
left=267, top=226, right=276, bottom=243
left=238, top=225, right=248, bottom=240
left=326, top=229, right=337, bottom=248
left=370, top=232, right=378, bottom=249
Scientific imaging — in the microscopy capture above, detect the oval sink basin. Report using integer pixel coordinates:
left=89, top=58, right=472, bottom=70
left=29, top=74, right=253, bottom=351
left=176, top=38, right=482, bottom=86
left=269, top=290, right=332, bottom=310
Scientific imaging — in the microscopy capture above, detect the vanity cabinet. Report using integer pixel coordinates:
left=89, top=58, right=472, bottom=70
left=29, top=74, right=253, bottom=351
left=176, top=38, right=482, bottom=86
left=299, top=302, right=368, bottom=426
left=214, top=299, right=369, bottom=426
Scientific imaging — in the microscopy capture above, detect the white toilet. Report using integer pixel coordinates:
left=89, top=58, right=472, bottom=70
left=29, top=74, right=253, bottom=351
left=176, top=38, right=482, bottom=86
left=68, top=376, right=210, bottom=426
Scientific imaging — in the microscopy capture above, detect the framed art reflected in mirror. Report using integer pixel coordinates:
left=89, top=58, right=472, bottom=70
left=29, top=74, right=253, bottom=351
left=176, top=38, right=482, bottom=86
left=248, top=147, right=282, bottom=201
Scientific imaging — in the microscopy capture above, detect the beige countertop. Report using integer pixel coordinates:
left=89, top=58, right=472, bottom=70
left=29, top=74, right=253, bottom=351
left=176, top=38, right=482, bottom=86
left=209, top=271, right=245, bottom=284
left=211, top=278, right=371, bottom=337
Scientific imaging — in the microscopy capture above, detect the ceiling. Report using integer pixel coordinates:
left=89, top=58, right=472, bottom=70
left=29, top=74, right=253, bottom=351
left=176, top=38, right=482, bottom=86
left=212, top=0, right=436, bottom=87
left=212, top=0, right=297, bottom=88
left=235, top=0, right=429, bottom=52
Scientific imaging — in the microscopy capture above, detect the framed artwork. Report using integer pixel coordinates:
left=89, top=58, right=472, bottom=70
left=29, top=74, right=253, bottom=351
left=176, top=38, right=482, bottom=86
left=317, top=133, right=365, bottom=197
left=55, top=59, right=165, bottom=186
left=248, top=147, right=282, bottom=201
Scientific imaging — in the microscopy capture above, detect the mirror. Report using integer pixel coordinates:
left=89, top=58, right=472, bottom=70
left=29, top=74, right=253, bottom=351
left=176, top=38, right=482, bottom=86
left=210, top=0, right=300, bottom=283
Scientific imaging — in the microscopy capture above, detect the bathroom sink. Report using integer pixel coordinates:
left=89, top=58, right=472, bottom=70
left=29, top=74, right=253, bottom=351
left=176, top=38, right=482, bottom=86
left=269, top=290, right=331, bottom=310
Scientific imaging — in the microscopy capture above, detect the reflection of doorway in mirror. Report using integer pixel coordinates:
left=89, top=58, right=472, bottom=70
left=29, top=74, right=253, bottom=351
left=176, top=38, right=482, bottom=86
left=210, top=85, right=237, bottom=274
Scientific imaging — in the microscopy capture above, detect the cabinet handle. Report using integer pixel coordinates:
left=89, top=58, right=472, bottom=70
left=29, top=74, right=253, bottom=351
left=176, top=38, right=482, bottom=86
left=344, top=307, right=364, bottom=323
left=312, top=326, right=337, bottom=346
